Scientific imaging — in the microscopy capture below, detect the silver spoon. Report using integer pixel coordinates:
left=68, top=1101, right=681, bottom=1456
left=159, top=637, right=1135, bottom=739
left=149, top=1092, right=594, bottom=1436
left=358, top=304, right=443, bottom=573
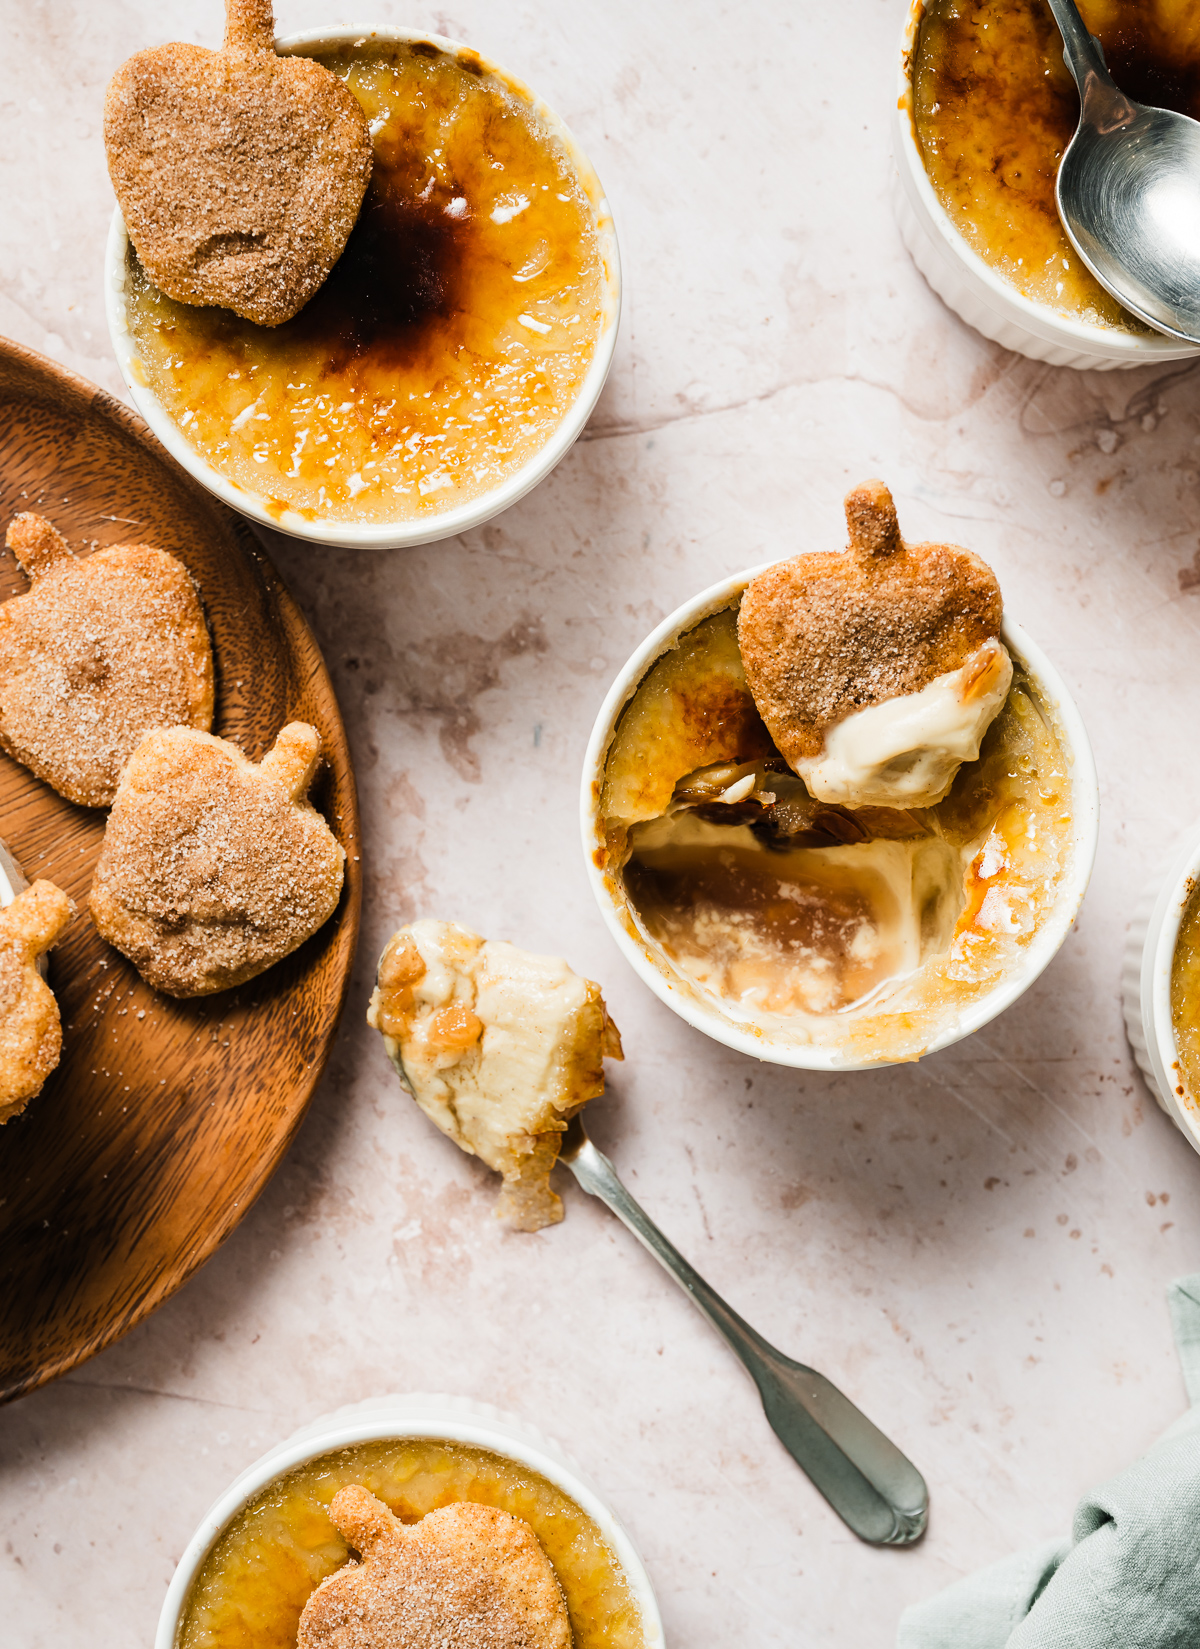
left=1047, top=0, right=1200, bottom=341
left=559, top=1115, right=928, bottom=1545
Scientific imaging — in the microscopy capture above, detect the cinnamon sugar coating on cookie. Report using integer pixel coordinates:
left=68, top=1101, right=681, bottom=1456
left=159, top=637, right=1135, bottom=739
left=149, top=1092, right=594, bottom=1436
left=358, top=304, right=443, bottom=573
left=297, top=1484, right=571, bottom=1649
left=104, top=0, right=373, bottom=327
left=0, top=512, right=213, bottom=807
left=89, top=722, right=344, bottom=997
left=738, top=480, right=1003, bottom=764
left=0, top=879, right=75, bottom=1125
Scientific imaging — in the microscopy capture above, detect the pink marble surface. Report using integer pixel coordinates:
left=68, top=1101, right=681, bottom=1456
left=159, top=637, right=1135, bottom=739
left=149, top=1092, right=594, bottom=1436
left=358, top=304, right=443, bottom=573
left=4, top=2, right=1200, bottom=1644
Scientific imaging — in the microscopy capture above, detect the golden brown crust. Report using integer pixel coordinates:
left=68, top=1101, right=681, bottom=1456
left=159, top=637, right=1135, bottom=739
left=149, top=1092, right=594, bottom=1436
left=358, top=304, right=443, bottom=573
left=0, top=879, right=75, bottom=1125
left=738, top=480, right=1003, bottom=764
left=103, top=1, right=373, bottom=327
left=297, top=1485, right=571, bottom=1649
left=89, top=722, right=345, bottom=997
left=0, top=512, right=214, bottom=807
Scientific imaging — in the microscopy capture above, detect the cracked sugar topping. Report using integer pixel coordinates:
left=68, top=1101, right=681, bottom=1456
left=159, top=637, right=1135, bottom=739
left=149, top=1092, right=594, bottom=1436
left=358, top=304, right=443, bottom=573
left=124, top=39, right=605, bottom=525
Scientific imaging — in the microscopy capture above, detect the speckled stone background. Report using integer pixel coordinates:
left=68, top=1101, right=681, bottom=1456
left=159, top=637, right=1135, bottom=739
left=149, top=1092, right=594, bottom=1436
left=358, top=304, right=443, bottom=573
left=4, top=2, right=1200, bottom=1644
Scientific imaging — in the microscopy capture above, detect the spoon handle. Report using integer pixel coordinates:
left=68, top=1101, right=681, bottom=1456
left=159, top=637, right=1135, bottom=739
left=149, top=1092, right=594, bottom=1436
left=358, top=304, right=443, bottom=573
left=1045, top=0, right=1121, bottom=107
left=564, top=1133, right=928, bottom=1545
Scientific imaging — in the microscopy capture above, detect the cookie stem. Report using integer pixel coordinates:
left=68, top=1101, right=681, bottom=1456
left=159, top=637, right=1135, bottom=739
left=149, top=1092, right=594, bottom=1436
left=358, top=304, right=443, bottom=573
left=845, top=479, right=902, bottom=560
left=224, top=0, right=276, bottom=58
left=259, top=722, right=322, bottom=800
left=5, top=513, right=73, bottom=581
left=328, top=1485, right=404, bottom=1556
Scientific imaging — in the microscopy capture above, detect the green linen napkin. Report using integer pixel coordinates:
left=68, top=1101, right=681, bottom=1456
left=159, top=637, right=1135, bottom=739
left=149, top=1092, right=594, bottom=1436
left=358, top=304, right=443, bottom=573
left=897, top=1276, right=1200, bottom=1649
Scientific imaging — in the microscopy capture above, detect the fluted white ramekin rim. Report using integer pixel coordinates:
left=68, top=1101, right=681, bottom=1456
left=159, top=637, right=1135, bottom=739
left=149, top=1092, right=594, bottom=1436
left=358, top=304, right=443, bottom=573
left=1121, top=824, right=1200, bottom=1151
left=105, top=27, right=621, bottom=549
left=581, top=565, right=1099, bottom=1072
left=155, top=1392, right=663, bottom=1649
left=892, top=1, right=1200, bottom=371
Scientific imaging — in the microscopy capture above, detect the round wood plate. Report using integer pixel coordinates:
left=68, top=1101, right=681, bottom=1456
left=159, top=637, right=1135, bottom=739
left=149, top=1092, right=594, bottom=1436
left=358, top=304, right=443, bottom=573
left=0, top=338, right=362, bottom=1403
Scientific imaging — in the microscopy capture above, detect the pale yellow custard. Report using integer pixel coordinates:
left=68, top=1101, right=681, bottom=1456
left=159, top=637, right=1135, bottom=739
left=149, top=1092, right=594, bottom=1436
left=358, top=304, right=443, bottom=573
left=123, top=40, right=605, bottom=524
left=179, top=1438, right=644, bottom=1649
left=596, top=605, right=1075, bottom=1063
left=1170, top=880, right=1200, bottom=1106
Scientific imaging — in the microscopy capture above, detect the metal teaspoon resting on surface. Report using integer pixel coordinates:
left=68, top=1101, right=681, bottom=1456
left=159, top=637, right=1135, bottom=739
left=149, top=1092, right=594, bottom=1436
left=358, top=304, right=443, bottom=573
left=559, top=1114, right=929, bottom=1546
left=368, top=925, right=927, bottom=1545
left=1046, top=0, right=1200, bottom=342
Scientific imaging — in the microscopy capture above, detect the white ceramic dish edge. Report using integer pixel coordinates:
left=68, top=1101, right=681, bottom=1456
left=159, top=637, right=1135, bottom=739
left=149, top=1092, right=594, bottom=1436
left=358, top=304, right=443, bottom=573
left=1121, top=824, right=1200, bottom=1153
left=891, top=1, right=1200, bottom=371
left=0, top=837, right=26, bottom=907
left=105, top=26, right=622, bottom=550
left=155, top=1391, right=664, bottom=1649
left=581, top=565, right=1100, bottom=1072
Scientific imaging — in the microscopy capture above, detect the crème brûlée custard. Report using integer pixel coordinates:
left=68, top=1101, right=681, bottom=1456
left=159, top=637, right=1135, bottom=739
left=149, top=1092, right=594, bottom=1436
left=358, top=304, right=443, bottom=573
left=177, top=1438, right=645, bottom=1649
left=368, top=919, right=623, bottom=1231
left=909, top=0, right=1200, bottom=331
left=593, top=483, right=1076, bottom=1064
left=122, top=38, right=609, bottom=525
left=1170, top=879, right=1200, bottom=1108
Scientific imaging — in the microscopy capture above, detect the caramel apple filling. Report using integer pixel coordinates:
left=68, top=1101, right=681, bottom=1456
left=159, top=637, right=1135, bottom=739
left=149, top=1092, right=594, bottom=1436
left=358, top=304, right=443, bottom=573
left=910, top=0, right=1200, bottom=331
left=598, top=607, right=1074, bottom=1061
left=123, top=40, right=604, bottom=523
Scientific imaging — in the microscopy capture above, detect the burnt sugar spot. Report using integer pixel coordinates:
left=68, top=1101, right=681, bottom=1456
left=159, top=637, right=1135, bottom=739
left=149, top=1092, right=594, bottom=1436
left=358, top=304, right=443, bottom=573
left=1103, top=20, right=1200, bottom=119
left=292, top=158, right=472, bottom=365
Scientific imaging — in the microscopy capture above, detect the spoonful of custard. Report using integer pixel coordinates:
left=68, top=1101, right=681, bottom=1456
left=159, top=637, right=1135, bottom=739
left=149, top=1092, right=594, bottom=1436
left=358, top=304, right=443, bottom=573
left=1046, top=0, right=1200, bottom=342
left=103, top=0, right=372, bottom=326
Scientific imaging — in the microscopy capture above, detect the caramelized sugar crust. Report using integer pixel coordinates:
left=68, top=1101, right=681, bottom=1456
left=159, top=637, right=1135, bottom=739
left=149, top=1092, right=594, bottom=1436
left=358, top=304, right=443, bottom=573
left=0, top=512, right=213, bottom=807
left=89, top=722, right=344, bottom=996
left=0, top=880, right=74, bottom=1124
left=298, top=1485, right=570, bottom=1649
left=1171, top=879, right=1200, bottom=1105
left=738, top=480, right=1002, bottom=765
left=177, top=1438, right=644, bottom=1649
left=124, top=40, right=603, bottom=524
left=105, top=0, right=373, bottom=326
left=912, top=0, right=1200, bottom=328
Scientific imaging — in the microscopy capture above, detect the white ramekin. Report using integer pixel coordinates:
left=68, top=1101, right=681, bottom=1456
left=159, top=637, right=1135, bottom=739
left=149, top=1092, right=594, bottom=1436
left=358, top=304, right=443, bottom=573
left=106, top=28, right=621, bottom=550
left=0, top=837, right=26, bottom=907
left=581, top=566, right=1100, bottom=1072
left=1122, top=825, right=1200, bottom=1154
left=0, top=837, right=42, bottom=976
left=892, top=2, right=1200, bottom=371
left=155, top=1392, right=663, bottom=1649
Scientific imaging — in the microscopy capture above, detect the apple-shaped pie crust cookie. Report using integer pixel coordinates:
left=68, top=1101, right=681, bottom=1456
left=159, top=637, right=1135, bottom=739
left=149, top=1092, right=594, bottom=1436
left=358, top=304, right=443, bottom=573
left=0, top=512, right=213, bottom=807
left=297, top=1485, right=570, bottom=1649
left=737, top=479, right=1003, bottom=768
left=89, top=722, right=345, bottom=997
left=0, top=878, right=75, bottom=1125
left=104, top=0, right=373, bottom=326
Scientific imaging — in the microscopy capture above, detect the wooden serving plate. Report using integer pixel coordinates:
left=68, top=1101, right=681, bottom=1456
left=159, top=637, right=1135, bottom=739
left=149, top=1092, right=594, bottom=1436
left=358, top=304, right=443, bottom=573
left=0, top=338, right=361, bottom=1403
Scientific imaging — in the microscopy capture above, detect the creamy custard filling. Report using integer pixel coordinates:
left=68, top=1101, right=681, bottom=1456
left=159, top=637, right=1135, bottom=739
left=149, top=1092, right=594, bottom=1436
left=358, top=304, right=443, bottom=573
left=597, top=604, right=1073, bottom=1060
left=795, top=639, right=1013, bottom=809
left=367, top=918, right=620, bottom=1229
left=626, top=814, right=966, bottom=1017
